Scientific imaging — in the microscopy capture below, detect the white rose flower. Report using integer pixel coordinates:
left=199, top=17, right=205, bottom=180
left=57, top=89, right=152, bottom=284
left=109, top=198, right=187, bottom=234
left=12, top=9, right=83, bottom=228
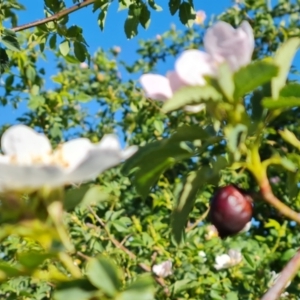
left=152, top=260, right=172, bottom=278
left=214, top=249, right=242, bottom=270
left=0, top=125, right=137, bottom=191
left=204, top=21, right=254, bottom=71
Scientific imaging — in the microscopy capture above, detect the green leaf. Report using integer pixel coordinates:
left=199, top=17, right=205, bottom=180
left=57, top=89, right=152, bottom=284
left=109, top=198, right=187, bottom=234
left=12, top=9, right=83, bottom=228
left=117, top=275, right=154, bottom=300
left=28, top=95, right=45, bottom=110
left=124, top=16, right=139, bottom=39
left=0, top=47, right=9, bottom=74
left=279, top=128, right=300, bottom=150
left=169, top=0, right=181, bottom=15
left=148, top=0, right=162, bottom=11
left=54, top=280, right=96, bottom=300
left=1, top=29, right=20, bottom=51
left=26, top=65, right=36, bottom=82
left=98, top=9, right=108, bottom=31
left=64, top=185, right=107, bottom=210
left=76, top=92, right=92, bottom=102
left=224, top=124, right=247, bottom=160
left=139, top=4, right=151, bottom=29
left=86, top=256, right=121, bottom=297
left=18, top=252, right=55, bottom=269
left=59, top=40, right=70, bottom=56
left=49, top=34, right=57, bottom=50
left=262, top=97, right=300, bottom=109
left=122, top=125, right=215, bottom=198
left=281, top=249, right=296, bottom=262
left=226, top=292, right=238, bottom=300
left=280, top=82, right=300, bottom=97
left=162, top=85, right=221, bottom=113
left=217, top=63, right=234, bottom=101
left=271, top=38, right=300, bottom=99
left=243, top=253, right=255, bottom=269
left=179, top=2, right=195, bottom=27
left=172, top=170, right=204, bottom=244
left=74, top=42, right=86, bottom=62
left=234, top=61, right=278, bottom=99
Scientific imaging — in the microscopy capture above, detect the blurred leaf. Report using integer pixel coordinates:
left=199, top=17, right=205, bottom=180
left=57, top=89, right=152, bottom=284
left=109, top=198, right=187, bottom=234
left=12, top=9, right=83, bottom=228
left=59, top=40, right=70, bottom=56
left=271, top=38, right=300, bottom=99
left=280, top=83, right=300, bottom=97
left=1, top=29, right=20, bottom=51
left=54, top=279, right=96, bottom=300
left=122, top=125, right=215, bottom=198
left=0, top=47, right=9, bottom=74
left=18, top=252, right=55, bottom=269
left=172, top=171, right=204, bottom=243
left=262, top=97, right=300, bottom=109
left=169, top=0, right=181, bottom=15
left=179, top=2, right=195, bottom=27
left=281, top=249, right=297, bottom=262
left=234, top=61, right=278, bottom=99
left=98, top=9, right=108, bottom=31
left=162, top=85, right=221, bottom=113
left=117, top=275, right=154, bottom=300
left=86, top=256, right=121, bottom=297
left=139, top=4, right=151, bottom=29
left=217, top=63, right=234, bottom=101
left=74, top=42, right=86, bottom=62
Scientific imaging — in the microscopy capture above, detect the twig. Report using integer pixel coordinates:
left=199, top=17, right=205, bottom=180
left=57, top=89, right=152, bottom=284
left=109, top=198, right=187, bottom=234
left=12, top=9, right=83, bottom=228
left=261, top=248, right=300, bottom=300
left=87, top=206, right=170, bottom=294
left=259, top=178, right=300, bottom=224
left=186, top=208, right=210, bottom=232
left=11, top=0, right=95, bottom=32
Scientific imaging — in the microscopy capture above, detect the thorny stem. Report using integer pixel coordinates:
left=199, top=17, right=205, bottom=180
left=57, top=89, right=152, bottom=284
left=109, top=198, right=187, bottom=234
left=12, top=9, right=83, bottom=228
left=259, top=177, right=300, bottom=224
left=88, top=206, right=170, bottom=295
left=11, top=0, right=95, bottom=32
left=261, top=249, right=300, bottom=300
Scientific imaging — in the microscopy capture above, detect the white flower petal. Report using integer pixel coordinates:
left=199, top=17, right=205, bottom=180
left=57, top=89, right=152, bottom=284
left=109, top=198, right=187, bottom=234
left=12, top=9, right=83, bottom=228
left=65, top=135, right=136, bottom=183
left=57, top=138, right=93, bottom=171
left=152, top=261, right=172, bottom=278
left=166, top=71, right=187, bottom=93
left=1, top=125, right=51, bottom=163
left=140, top=74, right=173, bottom=101
left=0, top=163, right=64, bottom=190
left=175, top=49, right=216, bottom=86
left=204, top=21, right=254, bottom=71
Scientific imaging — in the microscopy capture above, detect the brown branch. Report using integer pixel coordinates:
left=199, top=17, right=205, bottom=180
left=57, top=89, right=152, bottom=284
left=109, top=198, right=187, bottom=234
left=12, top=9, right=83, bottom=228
left=11, top=0, right=95, bottom=32
left=87, top=206, right=170, bottom=295
left=259, top=178, right=300, bottom=224
left=261, top=248, right=300, bottom=300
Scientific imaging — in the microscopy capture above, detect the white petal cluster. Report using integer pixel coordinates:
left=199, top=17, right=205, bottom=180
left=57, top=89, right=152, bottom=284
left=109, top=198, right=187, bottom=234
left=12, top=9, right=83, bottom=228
left=0, top=125, right=137, bottom=191
left=140, top=21, right=254, bottom=112
left=152, top=260, right=172, bottom=278
left=214, top=249, right=242, bottom=270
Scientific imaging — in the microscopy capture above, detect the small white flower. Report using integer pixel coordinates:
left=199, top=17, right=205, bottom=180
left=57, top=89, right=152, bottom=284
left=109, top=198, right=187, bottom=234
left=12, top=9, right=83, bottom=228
left=198, top=251, right=207, bottom=261
left=80, top=62, right=88, bottom=69
left=194, top=10, right=206, bottom=25
left=214, top=249, right=242, bottom=270
left=152, top=260, right=172, bottom=278
left=0, top=125, right=137, bottom=191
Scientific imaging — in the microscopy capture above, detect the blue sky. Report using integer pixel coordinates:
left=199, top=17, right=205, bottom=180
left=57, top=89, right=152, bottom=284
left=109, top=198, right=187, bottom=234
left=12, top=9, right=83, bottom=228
left=0, top=0, right=233, bottom=124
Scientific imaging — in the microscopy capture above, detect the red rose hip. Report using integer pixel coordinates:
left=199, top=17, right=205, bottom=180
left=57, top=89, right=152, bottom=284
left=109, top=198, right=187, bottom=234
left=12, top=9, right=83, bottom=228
left=209, top=185, right=253, bottom=238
